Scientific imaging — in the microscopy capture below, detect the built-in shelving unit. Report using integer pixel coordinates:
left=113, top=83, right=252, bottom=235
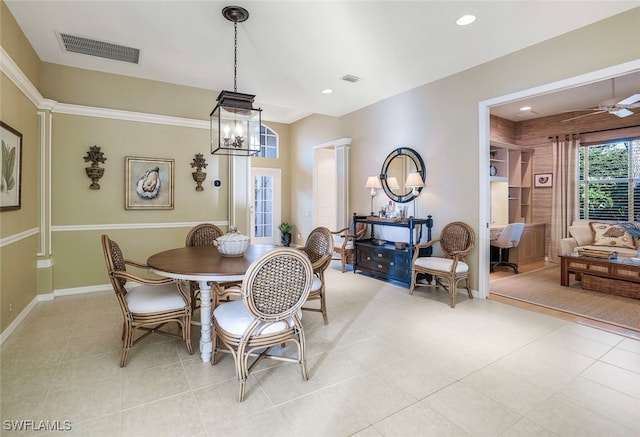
left=490, top=141, right=533, bottom=223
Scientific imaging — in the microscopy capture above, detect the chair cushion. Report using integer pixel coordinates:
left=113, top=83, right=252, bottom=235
left=310, top=276, right=322, bottom=292
left=213, top=300, right=302, bottom=336
left=125, top=284, right=187, bottom=313
left=414, top=257, right=469, bottom=273
left=332, top=235, right=354, bottom=250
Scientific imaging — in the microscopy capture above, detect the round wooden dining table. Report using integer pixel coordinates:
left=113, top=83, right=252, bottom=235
left=147, top=244, right=277, bottom=362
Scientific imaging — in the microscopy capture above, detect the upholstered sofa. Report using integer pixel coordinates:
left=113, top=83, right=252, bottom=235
left=559, top=220, right=639, bottom=257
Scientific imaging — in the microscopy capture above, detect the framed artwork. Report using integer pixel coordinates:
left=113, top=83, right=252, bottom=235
left=1, top=121, right=23, bottom=211
left=534, top=173, right=553, bottom=188
left=125, top=157, right=174, bottom=210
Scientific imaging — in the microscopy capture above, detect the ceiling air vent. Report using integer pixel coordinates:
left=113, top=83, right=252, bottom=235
left=341, top=75, right=362, bottom=83
left=58, top=32, right=140, bottom=64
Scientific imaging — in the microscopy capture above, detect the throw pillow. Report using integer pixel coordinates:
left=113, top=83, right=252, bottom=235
left=589, top=222, right=636, bottom=249
left=568, top=225, right=593, bottom=246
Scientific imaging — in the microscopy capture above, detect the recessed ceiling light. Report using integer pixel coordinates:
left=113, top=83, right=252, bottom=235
left=520, top=106, right=532, bottom=111
left=321, top=88, right=333, bottom=94
left=456, top=14, right=476, bottom=26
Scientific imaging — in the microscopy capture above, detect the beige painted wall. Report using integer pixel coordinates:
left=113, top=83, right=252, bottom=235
left=0, top=1, right=40, bottom=86
left=49, top=113, right=229, bottom=290
left=289, top=114, right=343, bottom=241
left=44, top=101, right=293, bottom=292
left=40, top=63, right=215, bottom=120
left=0, top=1, right=41, bottom=331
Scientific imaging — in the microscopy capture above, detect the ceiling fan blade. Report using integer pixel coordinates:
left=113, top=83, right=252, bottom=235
left=559, top=108, right=599, bottom=113
left=612, top=108, right=634, bottom=118
left=618, top=94, right=640, bottom=105
left=561, top=110, right=606, bottom=123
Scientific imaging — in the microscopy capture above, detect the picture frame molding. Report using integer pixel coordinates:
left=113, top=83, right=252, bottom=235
left=534, top=172, right=553, bottom=188
left=0, top=121, right=23, bottom=211
left=125, top=156, right=174, bottom=210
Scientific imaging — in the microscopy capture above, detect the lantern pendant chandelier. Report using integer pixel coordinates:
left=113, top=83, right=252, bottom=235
left=210, top=6, right=262, bottom=156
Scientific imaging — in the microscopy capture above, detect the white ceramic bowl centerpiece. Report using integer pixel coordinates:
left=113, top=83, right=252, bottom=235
left=214, top=226, right=250, bottom=257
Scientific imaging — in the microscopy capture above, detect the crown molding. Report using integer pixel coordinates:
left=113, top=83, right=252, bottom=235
left=52, top=103, right=209, bottom=129
left=0, top=46, right=44, bottom=107
left=1, top=45, right=208, bottom=128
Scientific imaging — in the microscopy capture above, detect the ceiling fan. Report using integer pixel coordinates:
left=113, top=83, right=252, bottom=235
left=561, top=78, right=640, bottom=123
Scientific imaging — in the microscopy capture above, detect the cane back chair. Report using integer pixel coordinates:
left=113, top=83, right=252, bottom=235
left=101, top=235, right=193, bottom=367
left=409, top=222, right=475, bottom=308
left=185, top=223, right=240, bottom=309
left=299, top=227, right=334, bottom=324
left=331, top=221, right=367, bottom=273
left=211, top=248, right=314, bottom=401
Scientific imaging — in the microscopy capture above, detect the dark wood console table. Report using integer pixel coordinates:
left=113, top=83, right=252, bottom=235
left=354, top=214, right=433, bottom=286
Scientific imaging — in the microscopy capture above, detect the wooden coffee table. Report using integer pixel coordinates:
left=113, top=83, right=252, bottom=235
left=560, top=253, right=640, bottom=299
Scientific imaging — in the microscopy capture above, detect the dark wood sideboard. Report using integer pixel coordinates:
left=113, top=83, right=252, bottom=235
left=354, top=214, right=433, bottom=286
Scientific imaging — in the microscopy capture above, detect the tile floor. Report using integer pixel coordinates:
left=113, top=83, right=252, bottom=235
left=1, top=260, right=639, bottom=436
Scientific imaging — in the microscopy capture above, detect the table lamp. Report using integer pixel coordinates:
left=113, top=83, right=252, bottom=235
left=365, top=176, right=382, bottom=215
left=405, top=172, right=424, bottom=218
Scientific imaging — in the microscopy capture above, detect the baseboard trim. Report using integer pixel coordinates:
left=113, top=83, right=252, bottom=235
left=0, top=296, right=39, bottom=345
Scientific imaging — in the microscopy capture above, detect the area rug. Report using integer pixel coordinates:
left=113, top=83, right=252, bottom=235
left=490, top=265, right=640, bottom=332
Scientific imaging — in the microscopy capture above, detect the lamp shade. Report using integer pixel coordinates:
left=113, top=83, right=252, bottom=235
left=405, top=172, right=424, bottom=188
left=365, top=176, right=382, bottom=189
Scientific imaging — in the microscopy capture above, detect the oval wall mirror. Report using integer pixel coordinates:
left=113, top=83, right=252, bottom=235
left=380, top=147, right=425, bottom=203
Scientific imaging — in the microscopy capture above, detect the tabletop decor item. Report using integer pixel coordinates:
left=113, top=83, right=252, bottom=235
left=83, top=145, right=106, bottom=190
left=214, top=226, right=250, bottom=256
left=577, top=248, right=617, bottom=260
left=190, top=153, right=208, bottom=191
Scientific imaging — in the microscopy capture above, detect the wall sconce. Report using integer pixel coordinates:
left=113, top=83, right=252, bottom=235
left=405, top=172, right=425, bottom=217
left=365, top=176, right=382, bottom=215
left=191, top=153, right=208, bottom=191
left=83, top=145, right=106, bottom=190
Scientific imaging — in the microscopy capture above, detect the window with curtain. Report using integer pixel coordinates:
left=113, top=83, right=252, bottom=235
left=578, top=137, right=640, bottom=221
left=256, top=125, right=278, bottom=158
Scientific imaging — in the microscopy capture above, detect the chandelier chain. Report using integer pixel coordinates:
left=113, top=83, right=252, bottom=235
left=233, top=21, right=238, bottom=92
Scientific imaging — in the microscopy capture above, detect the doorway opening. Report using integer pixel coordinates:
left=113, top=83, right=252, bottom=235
left=312, top=138, right=351, bottom=232
left=479, top=60, right=640, bottom=300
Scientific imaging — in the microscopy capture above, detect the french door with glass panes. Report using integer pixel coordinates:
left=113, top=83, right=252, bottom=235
left=250, top=168, right=281, bottom=245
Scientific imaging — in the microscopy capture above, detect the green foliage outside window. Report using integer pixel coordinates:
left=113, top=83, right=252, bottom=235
left=579, top=140, right=640, bottom=221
